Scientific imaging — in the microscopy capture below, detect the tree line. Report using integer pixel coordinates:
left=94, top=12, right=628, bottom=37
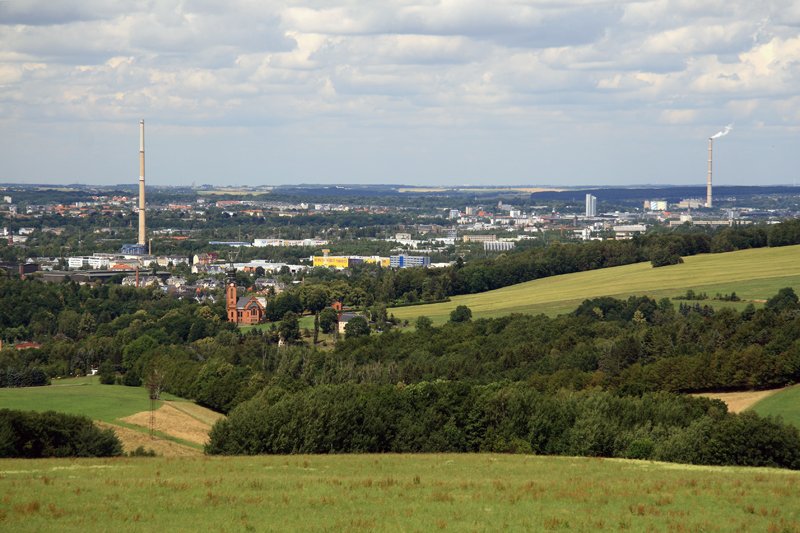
left=206, top=383, right=800, bottom=469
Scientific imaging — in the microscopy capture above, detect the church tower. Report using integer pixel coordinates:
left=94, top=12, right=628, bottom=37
left=226, top=268, right=238, bottom=323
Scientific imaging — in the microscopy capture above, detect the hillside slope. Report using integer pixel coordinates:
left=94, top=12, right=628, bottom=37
left=392, top=244, right=800, bottom=323
left=751, top=384, right=800, bottom=429
left=0, top=377, right=220, bottom=455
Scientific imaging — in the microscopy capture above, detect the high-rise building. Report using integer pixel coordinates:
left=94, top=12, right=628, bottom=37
left=585, top=194, right=597, bottom=217
left=390, top=254, right=431, bottom=268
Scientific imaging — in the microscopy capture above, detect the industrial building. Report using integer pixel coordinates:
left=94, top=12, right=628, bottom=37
left=389, top=254, right=431, bottom=268
left=313, top=254, right=390, bottom=269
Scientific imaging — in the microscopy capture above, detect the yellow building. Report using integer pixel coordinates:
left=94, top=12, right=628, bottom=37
left=363, top=256, right=390, bottom=268
left=312, top=255, right=390, bottom=269
left=313, top=256, right=351, bottom=269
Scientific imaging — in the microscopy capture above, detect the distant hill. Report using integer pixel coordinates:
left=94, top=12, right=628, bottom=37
left=531, top=185, right=799, bottom=203
left=390, top=244, right=800, bottom=324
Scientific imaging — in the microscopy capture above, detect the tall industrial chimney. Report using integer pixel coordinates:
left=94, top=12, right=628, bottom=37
left=138, top=120, right=146, bottom=246
left=706, top=137, right=713, bottom=209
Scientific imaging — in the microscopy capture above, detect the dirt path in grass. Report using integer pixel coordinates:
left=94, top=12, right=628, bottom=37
left=693, top=388, right=784, bottom=413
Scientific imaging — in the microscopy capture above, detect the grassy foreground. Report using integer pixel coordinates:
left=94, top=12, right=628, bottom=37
left=391, top=245, right=800, bottom=324
left=0, top=454, right=798, bottom=531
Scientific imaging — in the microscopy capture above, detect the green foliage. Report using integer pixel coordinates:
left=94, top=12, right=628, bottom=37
left=278, top=312, right=301, bottom=344
left=0, top=367, right=49, bottom=388
left=650, top=246, right=683, bottom=268
left=0, top=408, right=122, bottom=458
left=318, top=307, right=338, bottom=334
left=98, top=360, right=116, bottom=385
left=765, top=287, right=799, bottom=312
left=415, top=315, right=433, bottom=332
left=767, top=218, right=800, bottom=247
left=128, top=445, right=157, bottom=457
left=207, top=383, right=800, bottom=469
left=344, top=316, right=370, bottom=339
left=449, top=305, right=472, bottom=323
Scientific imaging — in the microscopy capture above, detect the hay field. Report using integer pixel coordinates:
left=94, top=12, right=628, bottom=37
left=694, top=389, right=784, bottom=414
left=391, top=245, right=800, bottom=324
left=0, top=454, right=798, bottom=531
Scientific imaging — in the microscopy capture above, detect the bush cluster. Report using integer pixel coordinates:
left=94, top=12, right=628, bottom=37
left=0, top=367, right=49, bottom=388
left=0, top=409, right=122, bottom=458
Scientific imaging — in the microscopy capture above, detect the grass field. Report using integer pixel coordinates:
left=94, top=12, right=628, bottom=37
left=391, top=245, right=800, bottom=324
left=751, top=384, right=800, bottom=429
left=0, top=378, right=219, bottom=455
left=0, top=376, right=177, bottom=423
left=0, top=454, right=797, bottom=531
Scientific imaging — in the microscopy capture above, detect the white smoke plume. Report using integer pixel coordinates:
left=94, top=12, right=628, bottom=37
left=710, top=124, right=733, bottom=139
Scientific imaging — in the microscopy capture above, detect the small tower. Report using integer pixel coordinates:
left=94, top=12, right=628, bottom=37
left=226, top=267, right=238, bottom=323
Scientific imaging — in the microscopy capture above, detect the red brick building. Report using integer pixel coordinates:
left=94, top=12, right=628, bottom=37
left=226, top=281, right=267, bottom=324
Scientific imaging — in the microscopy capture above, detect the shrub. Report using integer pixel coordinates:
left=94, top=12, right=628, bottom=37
left=449, top=305, right=473, bottom=323
left=0, top=409, right=122, bottom=458
left=344, top=316, right=370, bottom=339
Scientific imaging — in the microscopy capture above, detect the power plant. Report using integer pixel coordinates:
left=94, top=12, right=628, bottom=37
left=706, top=124, right=732, bottom=208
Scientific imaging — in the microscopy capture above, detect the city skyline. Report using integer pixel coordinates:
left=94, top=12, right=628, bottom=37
left=1, top=1, right=799, bottom=187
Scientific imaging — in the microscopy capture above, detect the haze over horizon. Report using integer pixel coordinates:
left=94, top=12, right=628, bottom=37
left=1, top=1, right=799, bottom=187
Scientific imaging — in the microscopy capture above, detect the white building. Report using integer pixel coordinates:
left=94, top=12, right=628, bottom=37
left=585, top=194, right=597, bottom=217
left=67, top=257, right=88, bottom=269
left=484, top=241, right=515, bottom=252
left=613, top=224, right=647, bottom=239
left=252, top=238, right=328, bottom=247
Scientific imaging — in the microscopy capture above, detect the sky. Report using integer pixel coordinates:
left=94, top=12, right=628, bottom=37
left=1, top=0, right=799, bottom=187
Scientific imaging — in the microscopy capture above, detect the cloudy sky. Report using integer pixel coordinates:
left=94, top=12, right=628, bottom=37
left=1, top=0, right=799, bottom=187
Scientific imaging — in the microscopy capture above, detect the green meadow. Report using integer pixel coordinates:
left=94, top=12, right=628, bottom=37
left=1, top=454, right=798, bottom=532
left=391, top=245, right=800, bottom=324
left=752, top=385, right=800, bottom=429
left=0, top=377, right=177, bottom=423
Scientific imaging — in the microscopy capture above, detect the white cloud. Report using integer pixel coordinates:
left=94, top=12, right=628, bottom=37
left=1, top=1, right=798, bottom=184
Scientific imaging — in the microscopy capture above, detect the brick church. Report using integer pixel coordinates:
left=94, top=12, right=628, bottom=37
left=226, top=278, right=267, bottom=325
